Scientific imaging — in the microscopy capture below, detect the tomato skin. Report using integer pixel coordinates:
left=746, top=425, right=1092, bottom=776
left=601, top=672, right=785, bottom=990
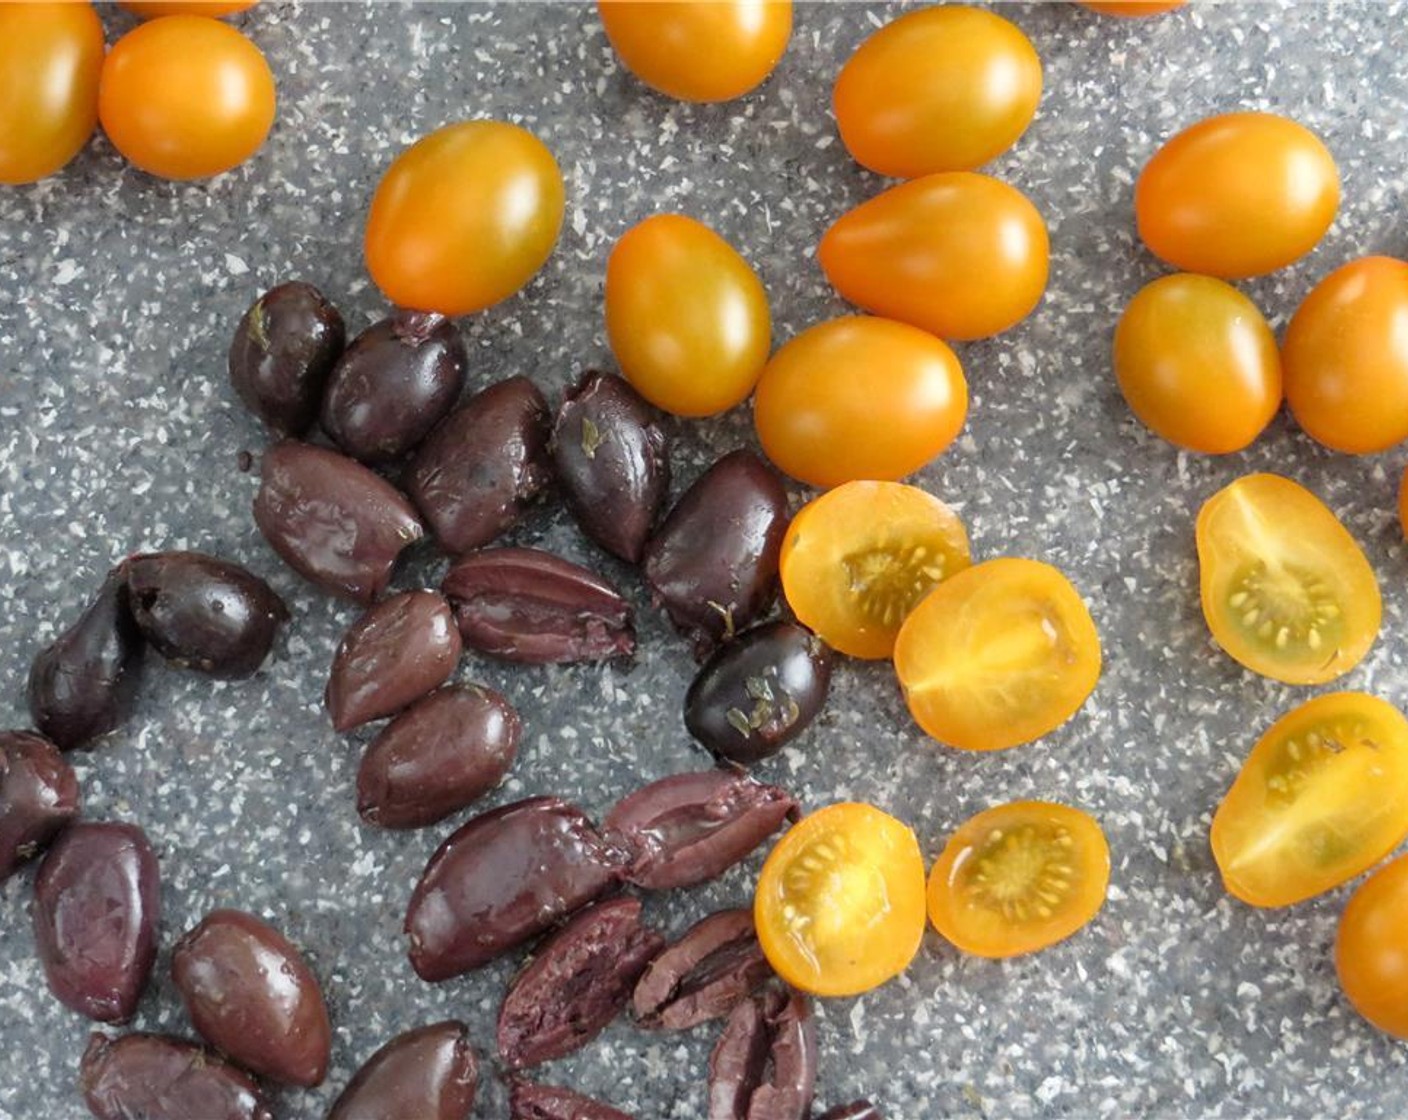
left=364, top=121, right=565, bottom=317
left=753, top=316, right=967, bottom=488
left=833, top=6, right=1041, bottom=178
left=0, top=3, right=105, bottom=185
left=1114, top=274, right=1281, bottom=454
left=1079, top=1, right=1184, bottom=14
left=1337, top=853, right=1408, bottom=1039
left=1282, top=257, right=1408, bottom=454
left=120, top=0, right=256, bottom=16
left=598, top=1, right=791, bottom=103
left=1135, top=112, right=1339, bottom=279
left=605, top=214, right=771, bottom=417
left=819, top=173, right=1048, bottom=341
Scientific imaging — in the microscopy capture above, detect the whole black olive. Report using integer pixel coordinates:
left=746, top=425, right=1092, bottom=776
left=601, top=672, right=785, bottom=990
left=228, top=281, right=345, bottom=436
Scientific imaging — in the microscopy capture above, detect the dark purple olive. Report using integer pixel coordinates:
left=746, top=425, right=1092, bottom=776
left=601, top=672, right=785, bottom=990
left=81, top=1032, right=273, bottom=1120
left=509, top=1081, right=634, bottom=1120
left=329, top=1021, right=479, bottom=1120
left=26, top=565, right=142, bottom=750
left=171, top=908, right=332, bottom=1088
left=604, top=769, right=797, bottom=891
left=254, top=440, right=426, bottom=603
left=643, top=450, right=789, bottom=657
left=124, top=551, right=288, bottom=679
left=404, top=376, right=552, bottom=554
left=633, top=909, right=772, bottom=1031
left=685, top=621, right=833, bottom=765
left=357, top=684, right=520, bottom=829
left=33, top=821, right=159, bottom=1023
left=442, top=547, right=635, bottom=664
left=814, top=1102, right=884, bottom=1120
left=0, top=729, right=79, bottom=880
left=405, top=796, right=626, bottom=981
left=325, top=590, right=462, bottom=732
left=552, top=370, right=670, bottom=563
left=228, top=280, right=345, bottom=436
left=321, top=311, right=468, bottom=464
left=498, top=896, right=664, bottom=1069
left=708, top=987, right=816, bottom=1120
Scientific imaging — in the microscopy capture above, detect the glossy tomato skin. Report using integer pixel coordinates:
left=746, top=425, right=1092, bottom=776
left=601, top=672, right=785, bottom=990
left=0, top=3, right=105, bottom=185
left=1114, top=274, right=1281, bottom=454
left=753, top=316, right=967, bottom=488
left=819, top=173, right=1048, bottom=341
left=1282, top=257, right=1408, bottom=454
left=598, top=1, right=792, bottom=103
left=1135, top=112, right=1339, bottom=278
left=120, top=1, right=256, bottom=16
left=365, top=121, right=565, bottom=317
left=1337, top=853, right=1408, bottom=1039
left=833, top=6, right=1041, bottom=178
left=605, top=214, right=770, bottom=417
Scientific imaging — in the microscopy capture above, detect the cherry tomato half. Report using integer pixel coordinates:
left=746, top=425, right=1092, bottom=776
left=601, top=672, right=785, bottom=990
left=1079, top=1, right=1184, bottom=14
left=819, top=173, right=1048, bottom=341
left=755, top=802, right=927, bottom=997
left=1113, top=274, right=1281, bottom=454
left=833, top=6, right=1042, bottom=178
left=364, top=120, right=565, bottom=317
left=894, top=558, right=1102, bottom=752
left=1282, top=256, right=1408, bottom=454
left=1212, top=692, right=1408, bottom=908
left=0, top=3, right=105, bottom=185
left=119, top=1, right=256, bottom=17
left=598, top=1, right=792, bottom=103
left=1135, top=112, right=1339, bottom=279
left=1196, top=474, right=1380, bottom=686
left=1337, top=852, right=1408, bottom=1039
left=928, top=801, right=1109, bottom=959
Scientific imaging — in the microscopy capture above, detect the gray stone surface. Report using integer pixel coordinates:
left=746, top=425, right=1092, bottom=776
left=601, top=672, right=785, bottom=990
left=3, top=1, right=1408, bottom=1116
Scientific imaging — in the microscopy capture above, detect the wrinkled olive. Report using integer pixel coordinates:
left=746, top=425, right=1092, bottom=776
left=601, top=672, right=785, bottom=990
left=81, top=1032, right=273, bottom=1120
left=509, top=1081, right=635, bottom=1120
left=633, top=908, right=772, bottom=1031
left=708, top=987, right=816, bottom=1120
left=329, top=1020, right=479, bottom=1120
left=228, top=280, right=345, bottom=436
left=0, top=729, right=80, bottom=880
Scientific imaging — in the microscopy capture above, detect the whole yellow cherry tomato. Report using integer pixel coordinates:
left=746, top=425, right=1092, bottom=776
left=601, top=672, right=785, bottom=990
left=1337, top=852, right=1408, bottom=1040
left=120, top=0, right=256, bottom=16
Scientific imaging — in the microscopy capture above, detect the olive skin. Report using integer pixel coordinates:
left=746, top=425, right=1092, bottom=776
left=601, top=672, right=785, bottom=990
left=81, top=1032, right=274, bottom=1120
left=329, top=1021, right=479, bottom=1120
left=229, top=281, right=345, bottom=436
left=509, top=1081, right=634, bottom=1120
left=632, top=908, right=772, bottom=1031
left=0, top=729, right=80, bottom=880
left=708, top=987, right=816, bottom=1120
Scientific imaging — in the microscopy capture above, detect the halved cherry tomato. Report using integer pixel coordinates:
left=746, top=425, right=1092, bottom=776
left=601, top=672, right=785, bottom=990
left=365, top=120, right=564, bottom=316
left=928, top=801, right=1109, bottom=958
left=1135, top=112, right=1339, bottom=279
left=819, top=173, right=1048, bottom=342
left=1113, top=274, right=1281, bottom=454
left=893, top=558, right=1101, bottom=752
left=753, top=316, right=967, bottom=488
left=833, top=6, right=1041, bottom=178
left=598, top=1, right=792, bottom=103
left=1282, top=256, right=1408, bottom=454
left=755, top=802, right=927, bottom=997
left=1196, top=474, right=1379, bottom=685
left=781, top=481, right=971, bottom=660
left=1079, top=1, right=1184, bottom=14
left=1211, top=692, right=1408, bottom=908
left=1337, top=852, right=1408, bottom=1039
left=605, top=214, right=770, bottom=417
left=120, top=1, right=256, bottom=16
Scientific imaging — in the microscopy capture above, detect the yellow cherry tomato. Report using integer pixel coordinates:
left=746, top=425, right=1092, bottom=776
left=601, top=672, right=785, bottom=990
left=119, top=0, right=255, bottom=16
left=1337, top=852, right=1408, bottom=1040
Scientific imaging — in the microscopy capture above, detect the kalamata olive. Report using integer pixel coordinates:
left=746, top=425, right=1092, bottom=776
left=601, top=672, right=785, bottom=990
left=685, top=621, right=833, bottom=765
left=405, top=796, right=626, bottom=981
left=329, top=1021, right=479, bottom=1120
left=27, top=565, right=142, bottom=751
left=228, top=280, right=345, bottom=436
left=0, top=729, right=79, bottom=880
left=254, top=440, right=426, bottom=603
left=321, top=311, right=468, bottom=464
left=814, top=1101, right=884, bottom=1120
left=357, top=684, right=520, bottom=829
left=633, top=909, right=772, bottom=1031
left=442, top=547, right=635, bottom=663
left=643, top=450, right=789, bottom=656
left=708, top=987, right=816, bottom=1120
left=498, top=897, right=664, bottom=1069
left=33, top=821, right=160, bottom=1023
left=509, top=1081, right=634, bottom=1120
left=404, top=376, right=553, bottom=554
left=552, top=369, right=670, bottom=563
left=124, top=551, right=288, bottom=679
left=604, top=769, right=797, bottom=890
left=171, top=908, right=332, bottom=1088
left=81, top=1032, right=273, bottom=1120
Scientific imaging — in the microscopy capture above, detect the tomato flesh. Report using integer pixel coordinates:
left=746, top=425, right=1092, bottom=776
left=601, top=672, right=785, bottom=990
left=1337, top=852, right=1408, bottom=1039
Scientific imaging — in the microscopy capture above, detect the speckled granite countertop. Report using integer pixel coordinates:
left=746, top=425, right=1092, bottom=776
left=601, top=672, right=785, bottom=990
left=3, top=2, right=1408, bottom=1117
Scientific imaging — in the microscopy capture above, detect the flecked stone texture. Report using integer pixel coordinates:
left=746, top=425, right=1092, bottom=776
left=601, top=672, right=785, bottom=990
left=4, top=2, right=1408, bottom=1117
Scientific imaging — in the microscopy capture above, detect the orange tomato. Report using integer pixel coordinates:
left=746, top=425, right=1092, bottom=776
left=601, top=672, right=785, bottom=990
left=819, top=173, right=1048, bottom=341
left=364, top=121, right=565, bottom=317
left=753, top=316, right=967, bottom=488
left=1135, top=112, right=1339, bottom=279
left=833, top=6, right=1042, bottom=178
left=605, top=214, right=770, bottom=417
left=598, top=1, right=791, bottom=103
left=1282, top=256, right=1408, bottom=454
left=1079, top=1, right=1184, bottom=14
left=119, top=0, right=256, bottom=16
left=1337, top=852, right=1408, bottom=1039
